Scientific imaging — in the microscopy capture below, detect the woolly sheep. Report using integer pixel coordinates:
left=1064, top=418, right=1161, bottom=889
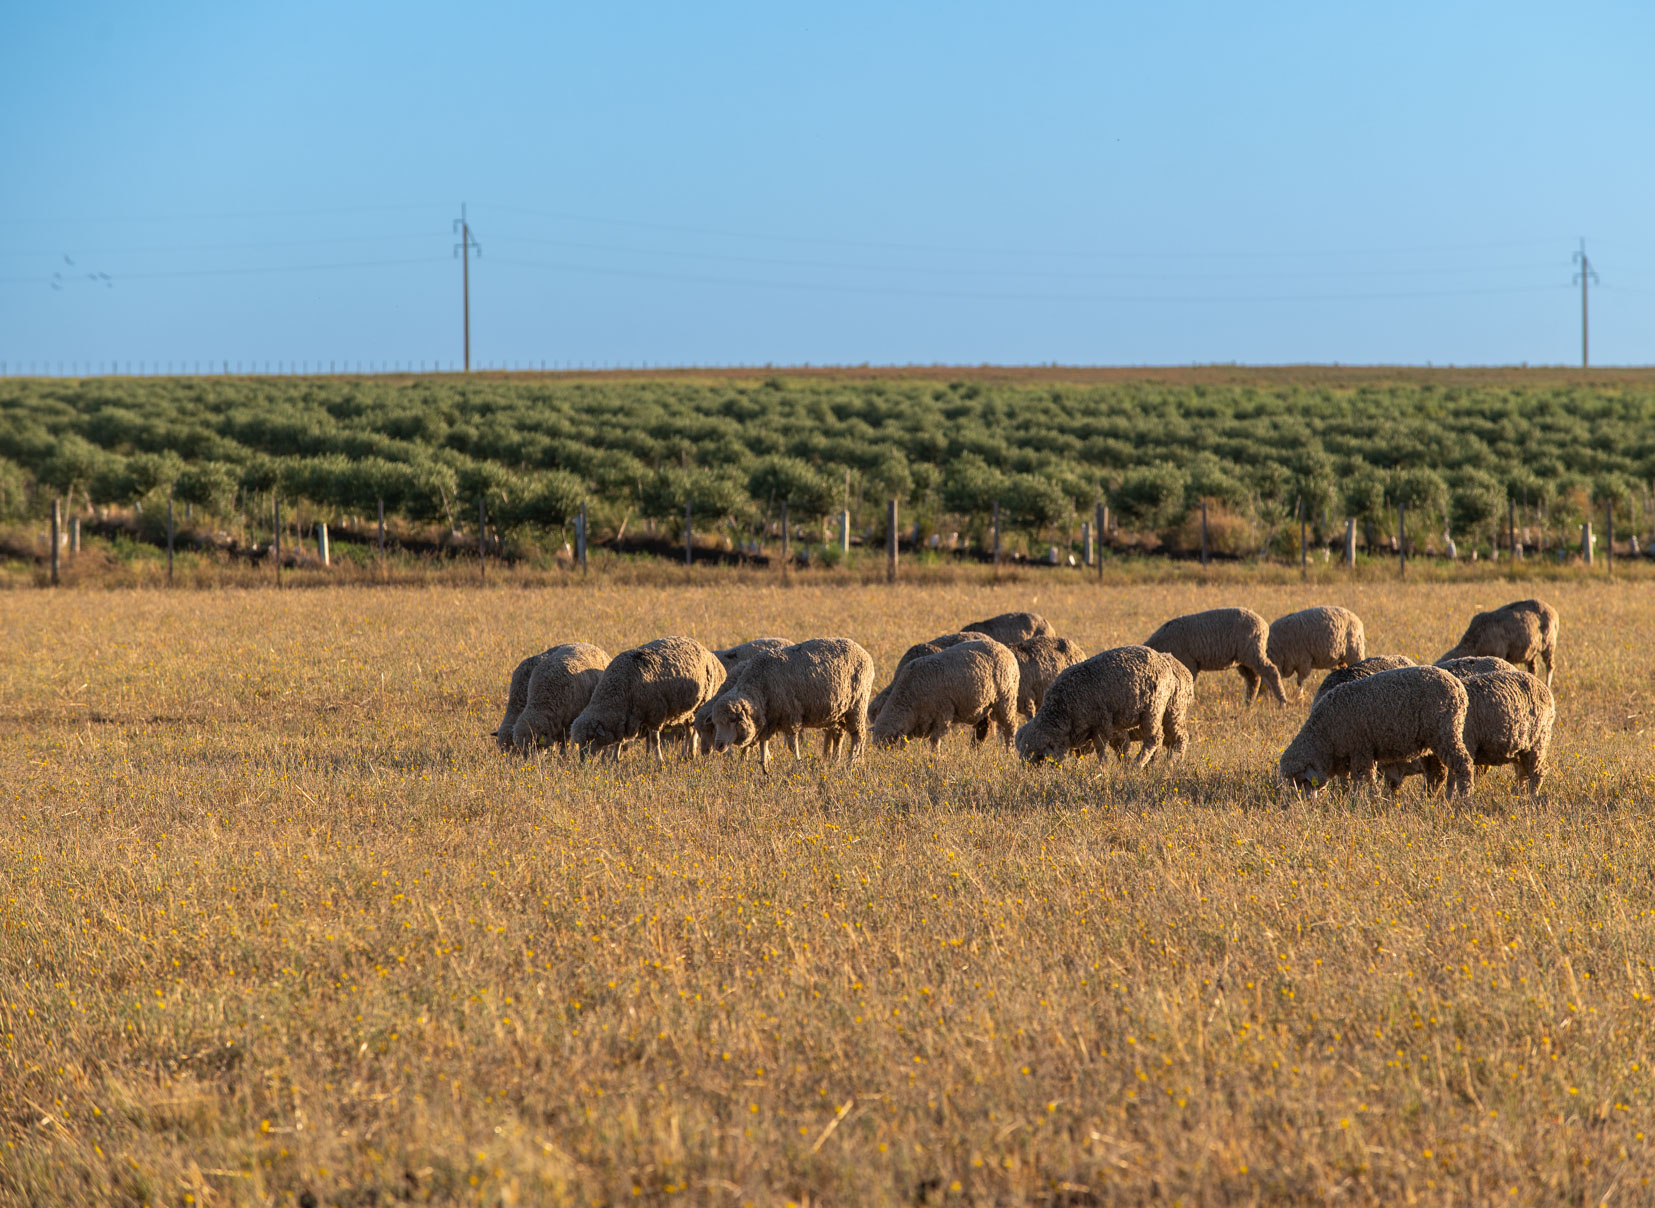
left=1011, top=635, right=1088, bottom=718
left=1266, top=606, right=1366, bottom=698
left=1434, top=655, right=1514, bottom=678
left=963, top=612, right=1054, bottom=645
left=1385, top=669, right=1554, bottom=796
left=569, top=636, right=725, bottom=762
left=1440, top=598, right=1559, bottom=686
left=871, top=638, right=1018, bottom=749
left=711, top=638, right=875, bottom=772
left=1313, top=655, right=1417, bottom=701
left=494, top=648, right=553, bottom=750
left=510, top=642, right=611, bottom=752
left=713, top=637, right=791, bottom=673
left=867, top=632, right=980, bottom=723
left=1016, top=645, right=1190, bottom=767
left=1144, top=606, right=1287, bottom=706
left=1279, top=665, right=1473, bottom=798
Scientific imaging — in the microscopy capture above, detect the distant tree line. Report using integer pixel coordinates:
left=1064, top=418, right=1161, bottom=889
left=2, top=374, right=1652, bottom=558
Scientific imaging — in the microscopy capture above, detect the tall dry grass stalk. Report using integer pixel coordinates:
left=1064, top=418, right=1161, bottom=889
left=2, top=581, right=1651, bottom=1205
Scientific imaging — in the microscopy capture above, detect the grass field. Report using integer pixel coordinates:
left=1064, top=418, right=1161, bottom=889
left=3, top=579, right=1653, bottom=1205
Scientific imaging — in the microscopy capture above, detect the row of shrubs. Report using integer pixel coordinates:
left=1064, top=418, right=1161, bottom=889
left=2, top=374, right=1652, bottom=557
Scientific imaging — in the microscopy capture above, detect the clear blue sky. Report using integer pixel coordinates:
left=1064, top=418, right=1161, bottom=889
left=2, top=0, right=1651, bottom=370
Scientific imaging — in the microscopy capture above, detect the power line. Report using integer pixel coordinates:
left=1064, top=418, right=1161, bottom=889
left=486, top=231, right=1563, bottom=282
left=0, top=231, right=450, bottom=259
left=474, top=202, right=1565, bottom=261
left=0, top=255, right=448, bottom=287
left=487, top=254, right=1572, bottom=305
left=0, top=202, right=450, bottom=227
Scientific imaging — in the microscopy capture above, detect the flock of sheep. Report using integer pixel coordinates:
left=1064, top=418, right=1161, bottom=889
left=492, top=598, right=1560, bottom=799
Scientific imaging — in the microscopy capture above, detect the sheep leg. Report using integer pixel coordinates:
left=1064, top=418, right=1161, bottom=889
left=1419, top=755, right=1446, bottom=795
left=1518, top=751, right=1544, bottom=796
left=1238, top=666, right=1260, bottom=706
left=650, top=729, right=666, bottom=764
left=1133, top=707, right=1162, bottom=767
left=846, top=713, right=867, bottom=764
left=994, top=699, right=1016, bottom=747
left=789, top=728, right=803, bottom=760
left=1349, top=751, right=1379, bottom=794
left=1436, top=740, right=1474, bottom=800
left=760, top=735, right=772, bottom=776
left=1257, top=661, right=1288, bottom=706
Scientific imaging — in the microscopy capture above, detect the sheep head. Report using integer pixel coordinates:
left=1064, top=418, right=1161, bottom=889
left=712, top=698, right=758, bottom=752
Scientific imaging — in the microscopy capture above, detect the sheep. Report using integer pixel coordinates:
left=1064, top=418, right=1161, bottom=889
left=569, top=636, right=726, bottom=762
left=1011, top=635, right=1088, bottom=717
left=963, top=612, right=1054, bottom=645
left=710, top=638, right=875, bottom=772
left=1440, top=598, right=1559, bottom=686
left=871, top=638, right=1018, bottom=749
left=1434, top=655, right=1514, bottom=678
left=867, top=632, right=980, bottom=723
left=494, top=648, right=554, bottom=750
left=510, top=642, right=611, bottom=752
left=1384, top=669, right=1555, bottom=796
left=1266, top=606, right=1366, bottom=698
left=1016, top=645, right=1190, bottom=767
left=1313, top=655, right=1417, bottom=701
left=1278, top=665, right=1473, bottom=798
left=713, top=637, right=791, bottom=673
left=1144, top=606, right=1287, bottom=706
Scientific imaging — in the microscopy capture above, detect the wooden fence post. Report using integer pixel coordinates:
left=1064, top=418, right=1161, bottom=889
left=1398, top=502, right=1406, bottom=579
left=1606, top=498, right=1613, bottom=575
left=50, top=497, right=61, bottom=586
left=1582, top=520, right=1593, bottom=565
left=1344, top=518, right=1356, bottom=567
left=317, top=522, right=330, bottom=568
left=839, top=509, right=850, bottom=554
left=377, top=498, right=385, bottom=562
left=1297, top=496, right=1306, bottom=577
left=1081, top=521, right=1092, bottom=568
left=167, top=495, right=175, bottom=586
left=70, top=515, right=80, bottom=557
left=577, top=501, right=588, bottom=572
left=886, top=498, right=898, bottom=583
left=1095, top=501, right=1105, bottom=583
left=274, top=494, right=283, bottom=589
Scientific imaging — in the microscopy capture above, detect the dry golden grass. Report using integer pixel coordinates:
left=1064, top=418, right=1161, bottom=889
left=2, top=579, right=1652, bottom=1206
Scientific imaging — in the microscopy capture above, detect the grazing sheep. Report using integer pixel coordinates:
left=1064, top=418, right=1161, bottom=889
left=494, top=648, right=554, bottom=750
left=871, top=639, right=1018, bottom=749
left=569, top=636, right=725, bottom=762
left=1011, top=635, right=1088, bottom=717
left=1434, top=655, right=1514, bottom=678
left=963, top=612, right=1054, bottom=645
left=713, top=637, right=791, bottom=673
left=1144, top=607, right=1287, bottom=706
left=1440, top=598, right=1559, bottom=685
left=1267, top=606, right=1367, bottom=698
left=1314, top=655, right=1417, bottom=702
left=1279, top=666, right=1473, bottom=798
left=711, top=638, right=875, bottom=771
left=510, top=642, right=611, bottom=752
left=1017, top=645, right=1191, bottom=767
left=867, top=632, right=980, bottom=723
left=1385, top=670, right=1555, bottom=796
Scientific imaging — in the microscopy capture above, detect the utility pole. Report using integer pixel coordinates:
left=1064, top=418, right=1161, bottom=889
left=1572, top=238, right=1598, bottom=368
left=454, top=204, right=482, bottom=372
